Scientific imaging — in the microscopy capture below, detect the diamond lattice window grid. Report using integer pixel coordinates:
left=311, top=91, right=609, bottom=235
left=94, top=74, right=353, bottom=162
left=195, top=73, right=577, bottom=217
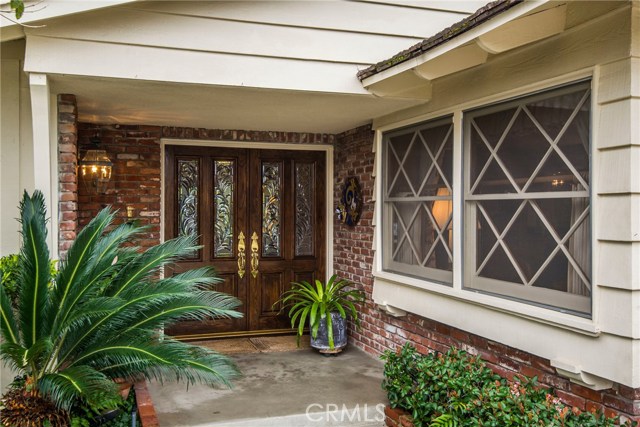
left=465, top=81, right=592, bottom=314
left=383, top=117, right=454, bottom=284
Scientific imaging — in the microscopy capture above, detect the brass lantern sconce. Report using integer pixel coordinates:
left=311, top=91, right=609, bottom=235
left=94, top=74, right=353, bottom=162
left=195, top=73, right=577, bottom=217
left=79, top=133, right=113, bottom=194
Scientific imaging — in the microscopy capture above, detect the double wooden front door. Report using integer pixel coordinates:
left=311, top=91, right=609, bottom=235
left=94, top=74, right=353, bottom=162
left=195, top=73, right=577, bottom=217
left=164, top=146, right=326, bottom=338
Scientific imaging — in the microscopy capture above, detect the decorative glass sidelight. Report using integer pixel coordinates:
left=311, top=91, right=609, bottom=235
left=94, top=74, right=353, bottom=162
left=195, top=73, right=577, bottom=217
left=177, top=159, right=199, bottom=258
left=214, top=160, right=234, bottom=258
left=262, top=162, right=281, bottom=257
left=295, top=163, right=314, bottom=256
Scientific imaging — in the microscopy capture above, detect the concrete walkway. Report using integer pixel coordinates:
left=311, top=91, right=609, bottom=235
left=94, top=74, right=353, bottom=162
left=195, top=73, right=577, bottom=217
left=147, top=346, right=387, bottom=427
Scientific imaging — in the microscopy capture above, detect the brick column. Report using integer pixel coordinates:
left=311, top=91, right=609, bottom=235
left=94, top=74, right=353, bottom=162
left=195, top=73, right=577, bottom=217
left=57, top=94, right=78, bottom=258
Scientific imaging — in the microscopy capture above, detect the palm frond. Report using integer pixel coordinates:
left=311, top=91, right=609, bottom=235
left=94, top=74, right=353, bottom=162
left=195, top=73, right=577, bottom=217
left=0, top=342, right=29, bottom=372
left=90, top=339, right=239, bottom=388
left=17, top=190, right=52, bottom=347
left=106, top=235, right=200, bottom=297
left=0, top=282, right=19, bottom=345
left=53, top=208, right=114, bottom=321
left=51, top=223, right=144, bottom=339
left=38, top=366, right=117, bottom=411
left=4, top=194, right=242, bottom=417
left=117, top=267, right=222, bottom=301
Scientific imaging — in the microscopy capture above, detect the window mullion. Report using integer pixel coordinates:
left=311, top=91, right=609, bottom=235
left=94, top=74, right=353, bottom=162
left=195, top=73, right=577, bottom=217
left=452, top=110, right=463, bottom=290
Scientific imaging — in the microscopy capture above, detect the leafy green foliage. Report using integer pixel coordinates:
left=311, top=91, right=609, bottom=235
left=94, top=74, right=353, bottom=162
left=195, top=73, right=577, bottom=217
left=382, top=344, right=635, bottom=427
left=276, top=275, right=364, bottom=349
left=69, top=385, right=138, bottom=427
left=1, top=253, right=57, bottom=305
left=0, top=190, right=242, bottom=422
left=9, top=0, right=24, bottom=20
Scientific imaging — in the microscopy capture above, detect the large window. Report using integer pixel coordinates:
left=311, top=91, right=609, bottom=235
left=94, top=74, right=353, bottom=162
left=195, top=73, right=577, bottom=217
left=382, top=117, right=454, bottom=284
left=380, top=81, right=592, bottom=315
left=464, top=82, right=591, bottom=314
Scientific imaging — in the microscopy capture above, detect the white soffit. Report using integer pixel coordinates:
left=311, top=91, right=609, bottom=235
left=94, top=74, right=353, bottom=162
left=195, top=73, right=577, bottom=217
left=362, top=1, right=568, bottom=98
left=48, top=75, right=423, bottom=134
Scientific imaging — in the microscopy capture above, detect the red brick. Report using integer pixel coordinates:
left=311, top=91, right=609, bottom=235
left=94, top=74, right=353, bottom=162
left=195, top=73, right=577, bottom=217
left=603, top=394, right=640, bottom=415
left=399, top=414, right=414, bottom=427
left=586, top=401, right=605, bottom=414
left=569, top=383, right=605, bottom=402
left=556, top=390, right=586, bottom=411
left=619, top=385, right=640, bottom=401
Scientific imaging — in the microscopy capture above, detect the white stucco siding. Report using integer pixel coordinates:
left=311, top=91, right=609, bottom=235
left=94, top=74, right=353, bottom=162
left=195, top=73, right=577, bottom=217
left=370, top=3, right=640, bottom=388
left=21, top=1, right=470, bottom=94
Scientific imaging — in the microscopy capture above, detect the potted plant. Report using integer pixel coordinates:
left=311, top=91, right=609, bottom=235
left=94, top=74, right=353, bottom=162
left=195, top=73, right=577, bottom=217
left=0, top=190, right=242, bottom=426
left=278, top=275, right=364, bottom=354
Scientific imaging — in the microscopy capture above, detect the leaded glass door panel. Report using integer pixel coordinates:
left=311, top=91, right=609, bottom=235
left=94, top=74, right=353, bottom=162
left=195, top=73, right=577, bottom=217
left=165, top=146, right=249, bottom=337
left=164, top=146, right=325, bottom=338
left=248, top=149, right=326, bottom=331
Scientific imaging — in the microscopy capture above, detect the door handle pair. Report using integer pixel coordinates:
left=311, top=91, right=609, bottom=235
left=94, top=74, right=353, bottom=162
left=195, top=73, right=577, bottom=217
left=237, top=232, right=259, bottom=278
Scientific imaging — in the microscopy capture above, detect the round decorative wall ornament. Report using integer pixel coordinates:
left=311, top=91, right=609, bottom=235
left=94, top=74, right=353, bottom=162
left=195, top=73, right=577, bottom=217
left=337, top=176, right=362, bottom=226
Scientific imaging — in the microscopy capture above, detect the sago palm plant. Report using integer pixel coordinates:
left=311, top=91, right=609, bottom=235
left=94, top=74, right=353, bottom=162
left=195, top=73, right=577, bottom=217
left=0, top=191, right=242, bottom=424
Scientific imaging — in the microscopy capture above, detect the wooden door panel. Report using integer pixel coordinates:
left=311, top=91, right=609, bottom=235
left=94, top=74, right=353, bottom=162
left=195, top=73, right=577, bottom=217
left=293, top=271, right=315, bottom=285
left=247, top=150, right=326, bottom=331
left=259, top=272, right=284, bottom=315
left=165, top=146, right=325, bottom=338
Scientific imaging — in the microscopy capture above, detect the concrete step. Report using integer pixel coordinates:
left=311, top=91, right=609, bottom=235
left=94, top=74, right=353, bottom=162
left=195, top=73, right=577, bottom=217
left=190, top=404, right=385, bottom=426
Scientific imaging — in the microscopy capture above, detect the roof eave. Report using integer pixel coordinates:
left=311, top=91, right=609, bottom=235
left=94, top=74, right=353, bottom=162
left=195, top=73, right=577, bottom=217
left=360, top=0, right=563, bottom=99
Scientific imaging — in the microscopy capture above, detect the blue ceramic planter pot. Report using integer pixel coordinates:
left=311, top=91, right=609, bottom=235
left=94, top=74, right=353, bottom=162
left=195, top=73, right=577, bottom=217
left=310, top=312, right=347, bottom=354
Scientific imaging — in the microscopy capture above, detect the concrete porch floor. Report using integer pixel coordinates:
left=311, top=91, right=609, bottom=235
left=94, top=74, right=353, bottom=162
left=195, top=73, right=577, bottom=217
left=147, top=345, right=387, bottom=427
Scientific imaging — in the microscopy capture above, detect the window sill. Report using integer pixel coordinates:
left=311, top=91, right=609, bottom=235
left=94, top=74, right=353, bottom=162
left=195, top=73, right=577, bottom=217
left=372, top=270, right=600, bottom=337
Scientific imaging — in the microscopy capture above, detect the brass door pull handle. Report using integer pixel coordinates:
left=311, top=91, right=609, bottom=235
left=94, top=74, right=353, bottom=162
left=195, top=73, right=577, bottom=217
left=237, top=231, right=246, bottom=278
left=250, top=232, right=259, bottom=278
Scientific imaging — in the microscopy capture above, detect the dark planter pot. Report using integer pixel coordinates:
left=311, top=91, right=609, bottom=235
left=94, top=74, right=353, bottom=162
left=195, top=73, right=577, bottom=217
left=310, top=312, right=348, bottom=354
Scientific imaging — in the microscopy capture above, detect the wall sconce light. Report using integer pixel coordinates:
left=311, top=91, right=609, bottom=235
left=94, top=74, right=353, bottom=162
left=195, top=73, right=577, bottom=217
left=80, top=133, right=112, bottom=194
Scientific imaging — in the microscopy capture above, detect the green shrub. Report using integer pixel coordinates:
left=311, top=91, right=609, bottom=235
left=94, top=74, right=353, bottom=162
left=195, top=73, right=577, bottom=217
left=382, top=344, right=634, bottom=427
left=0, top=254, right=57, bottom=303
left=0, top=190, right=242, bottom=425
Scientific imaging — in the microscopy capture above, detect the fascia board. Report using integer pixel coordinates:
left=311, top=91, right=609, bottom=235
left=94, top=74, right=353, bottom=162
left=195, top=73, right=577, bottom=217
left=360, top=0, right=550, bottom=88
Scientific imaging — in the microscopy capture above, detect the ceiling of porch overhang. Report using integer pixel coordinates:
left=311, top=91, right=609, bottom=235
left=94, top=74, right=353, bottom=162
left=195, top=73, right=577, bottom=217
left=49, top=75, right=423, bottom=134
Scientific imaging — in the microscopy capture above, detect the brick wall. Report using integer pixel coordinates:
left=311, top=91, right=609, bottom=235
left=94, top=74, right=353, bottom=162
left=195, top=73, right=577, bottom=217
left=76, top=124, right=163, bottom=251
left=333, top=124, right=640, bottom=422
left=57, top=95, right=79, bottom=257
left=73, top=123, right=335, bottom=251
